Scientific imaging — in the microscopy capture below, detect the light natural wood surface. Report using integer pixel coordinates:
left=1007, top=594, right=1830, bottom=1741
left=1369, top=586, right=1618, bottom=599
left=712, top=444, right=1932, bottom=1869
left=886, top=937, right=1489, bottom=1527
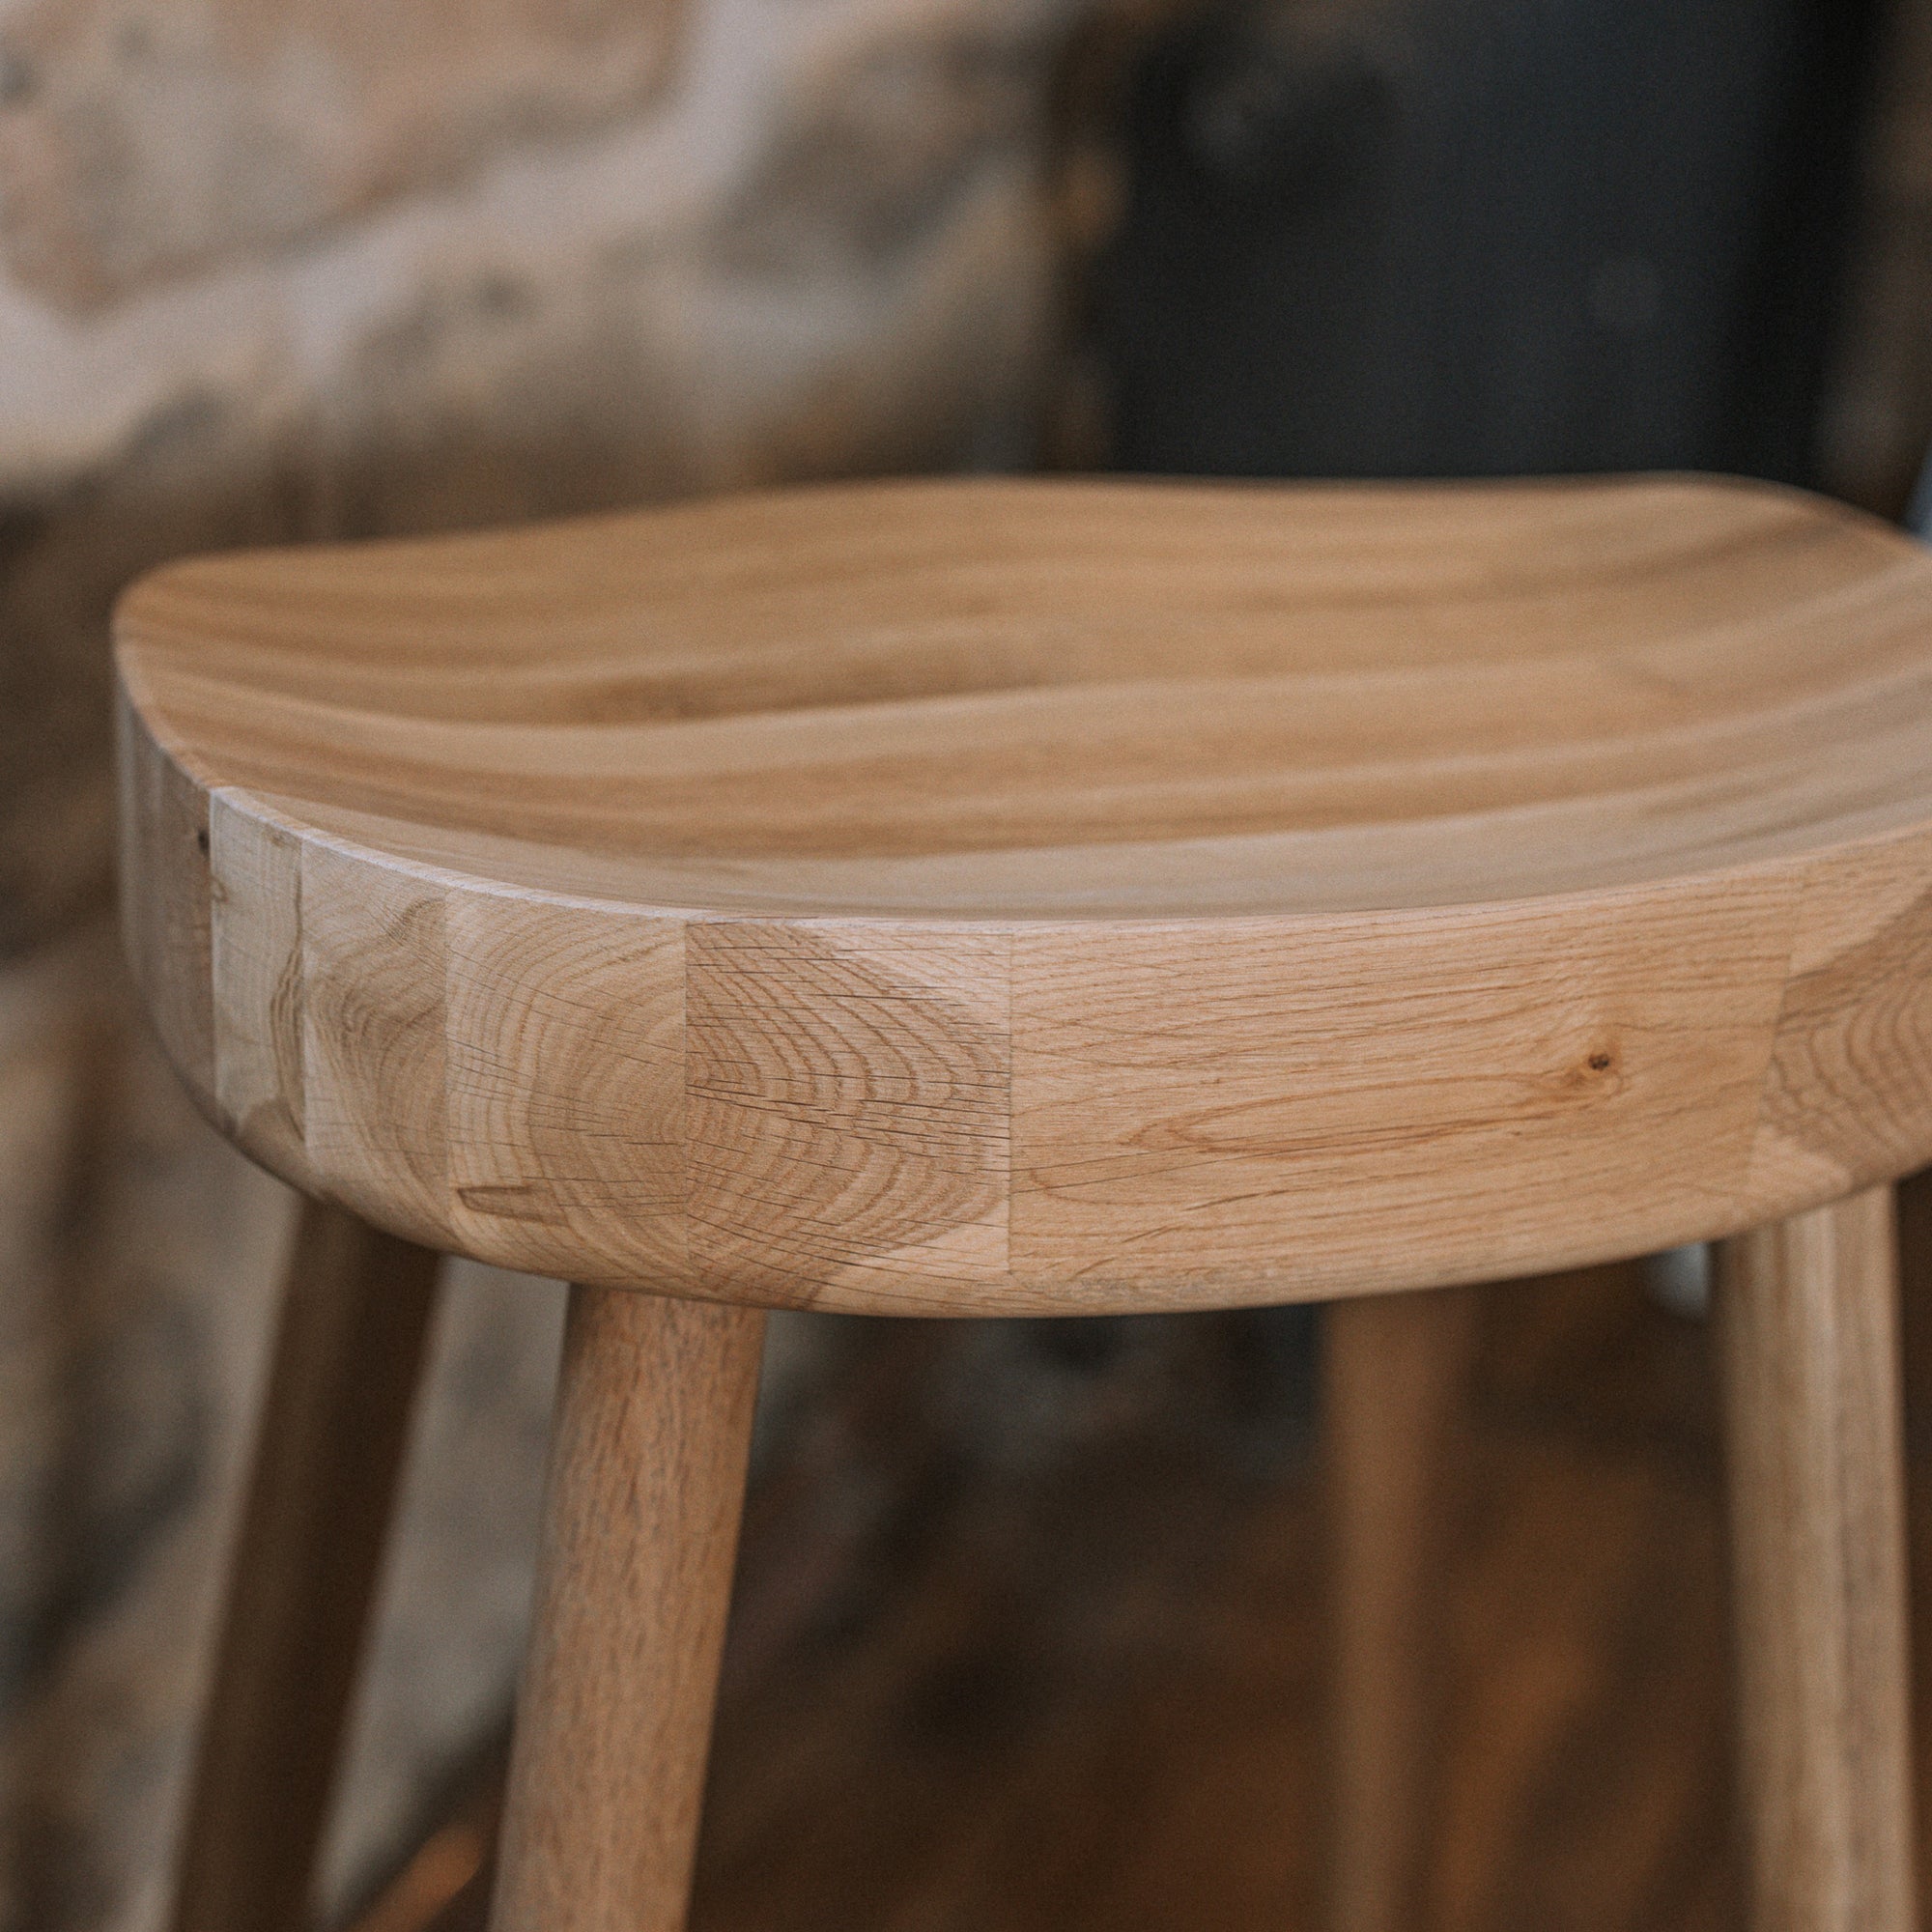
left=1717, top=1186, right=1917, bottom=1932
left=115, top=475, right=1932, bottom=1312
left=1325, top=1287, right=1478, bottom=1932
left=489, top=1285, right=764, bottom=1932
left=171, top=1198, right=441, bottom=1932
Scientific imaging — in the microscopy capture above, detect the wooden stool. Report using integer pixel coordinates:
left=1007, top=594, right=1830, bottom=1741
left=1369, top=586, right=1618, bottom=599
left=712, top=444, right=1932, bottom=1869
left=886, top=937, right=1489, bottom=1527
left=116, top=476, right=1929, bottom=1932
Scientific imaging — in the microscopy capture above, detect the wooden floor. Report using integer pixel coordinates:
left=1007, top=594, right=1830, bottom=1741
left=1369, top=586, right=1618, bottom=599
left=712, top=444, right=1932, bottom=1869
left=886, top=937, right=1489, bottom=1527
left=348, top=1179, right=1932, bottom=1932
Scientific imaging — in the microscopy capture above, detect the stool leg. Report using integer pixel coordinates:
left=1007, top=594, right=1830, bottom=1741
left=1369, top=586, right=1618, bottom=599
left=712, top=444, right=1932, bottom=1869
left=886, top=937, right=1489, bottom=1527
left=172, top=1198, right=442, bottom=1932
left=1324, top=1287, right=1479, bottom=1932
left=488, top=1285, right=765, bottom=1932
left=1716, top=1186, right=1917, bottom=1932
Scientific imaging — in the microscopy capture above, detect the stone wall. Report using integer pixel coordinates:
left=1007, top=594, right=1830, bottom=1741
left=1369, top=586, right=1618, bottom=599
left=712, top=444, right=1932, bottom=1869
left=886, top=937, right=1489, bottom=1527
left=0, top=0, right=1099, bottom=1921
left=0, top=0, right=1083, bottom=952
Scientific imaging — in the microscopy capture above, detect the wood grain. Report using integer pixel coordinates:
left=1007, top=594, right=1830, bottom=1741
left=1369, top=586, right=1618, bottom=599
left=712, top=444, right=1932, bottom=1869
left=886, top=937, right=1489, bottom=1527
left=1716, top=1186, right=1916, bottom=1932
left=687, top=922, right=1009, bottom=1308
left=1009, top=885, right=1795, bottom=1301
left=118, top=685, right=214, bottom=1118
left=1749, top=829, right=1932, bottom=1208
left=171, top=1198, right=441, bottom=1932
left=489, top=1285, right=764, bottom=1932
left=208, top=790, right=312, bottom=1189
left=350, top=1252, right=1774, bottom=1932
left=444, top=895, right=686, bottom=1284
left=114, top=475, right=1932, bottom=1311
left=1325, top=1286, right=1479, bottom=1932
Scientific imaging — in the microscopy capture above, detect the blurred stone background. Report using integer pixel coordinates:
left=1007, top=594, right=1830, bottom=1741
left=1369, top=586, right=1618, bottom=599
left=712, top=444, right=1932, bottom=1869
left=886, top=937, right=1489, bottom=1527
left=8, top=0, right=1932, bottom=1926
left=0, top=0, right=1110, bottom=1919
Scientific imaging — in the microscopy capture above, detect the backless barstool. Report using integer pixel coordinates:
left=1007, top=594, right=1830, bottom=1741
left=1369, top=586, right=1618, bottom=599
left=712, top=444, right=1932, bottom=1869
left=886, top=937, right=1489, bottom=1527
left=116, top=476, right=1930, bottom=1931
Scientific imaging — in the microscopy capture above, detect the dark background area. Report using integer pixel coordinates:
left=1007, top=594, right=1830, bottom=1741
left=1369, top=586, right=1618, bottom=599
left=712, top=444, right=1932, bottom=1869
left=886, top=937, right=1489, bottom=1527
left=1097, top=0, right=1887, bottom=485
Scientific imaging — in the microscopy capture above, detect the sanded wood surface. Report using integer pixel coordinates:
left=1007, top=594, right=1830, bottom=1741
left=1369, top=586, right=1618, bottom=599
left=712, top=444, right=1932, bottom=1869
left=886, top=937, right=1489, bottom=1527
left=489, top=1286, right=765, bottom=1932
left=1717, top=1187, right=1917, bottom=1932
left=171, top=1198, right=441, bottom=1932
left=115, top=475, right=1932, bottom=1312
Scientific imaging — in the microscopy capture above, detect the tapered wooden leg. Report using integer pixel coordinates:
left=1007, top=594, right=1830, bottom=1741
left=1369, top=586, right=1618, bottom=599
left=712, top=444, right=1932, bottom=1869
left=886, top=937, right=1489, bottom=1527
left=488, top=1285, right=765, bottom=1932
left=1716, top=1186, right=1916, bottom=1932
left=172, top=1198, right=442, bottom=1932
left=1324, top=1286, right=1479, bottom=1932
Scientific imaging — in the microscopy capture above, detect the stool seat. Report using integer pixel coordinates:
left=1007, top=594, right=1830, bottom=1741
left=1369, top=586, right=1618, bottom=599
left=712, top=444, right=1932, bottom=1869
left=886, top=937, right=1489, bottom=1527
left=115, top=474, right=1932, bottom=1312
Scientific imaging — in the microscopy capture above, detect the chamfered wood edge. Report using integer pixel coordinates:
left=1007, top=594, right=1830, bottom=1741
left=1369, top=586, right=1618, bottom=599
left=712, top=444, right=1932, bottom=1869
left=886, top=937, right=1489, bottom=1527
left=118, top=678, right=219, bottom=1126
left=113, top=655, right=1932, bottom=1317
